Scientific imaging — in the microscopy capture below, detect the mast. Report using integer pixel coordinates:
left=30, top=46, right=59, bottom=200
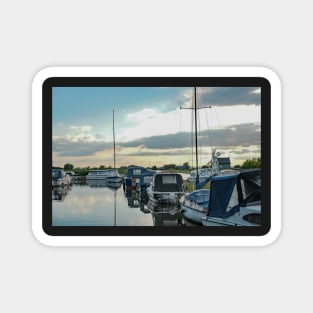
left=181, top=87, right=212, bottom=189
left=113, top=109, right=116, bottom=169
left=194, top=87, right=199, bottom=186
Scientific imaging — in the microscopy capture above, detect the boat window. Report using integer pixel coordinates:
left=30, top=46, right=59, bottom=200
left=143, top=176, right=152, bottom=184
left=240, top=179, right=261, bottom=205
left=52, top=170, right=60, bottom=178
left=162, top=175, right=177, bottom=184
left=226, top=184, right=238, bottom=212
left=133, top=169, right=142, bottom=175
left=243, top=213, right=261, bottom=225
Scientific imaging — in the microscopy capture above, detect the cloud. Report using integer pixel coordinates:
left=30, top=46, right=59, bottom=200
left=53, top=122, right=260, bottom=158
left=120, top=123, right=260, bottom=150
left=197, top=87, right=261, bottom=107
left=70, top=125, right=92, bottom=132
left=53, top=137, right=111, bottom=156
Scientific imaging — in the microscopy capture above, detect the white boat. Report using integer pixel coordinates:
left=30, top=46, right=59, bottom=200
left=180, top=170, right=239, bottom=224
left=180, top=87, right=251, bottom=225
left=201, top=170, right=261, bottom=226
left=106, top=110, right=123, bottom=184
left=187, top=150, right=221, bottom=184
left=180, top=86, right=216, bottom=224
left=86, top=110, right=122, bottom=183
left=86, top=169, right=119, bottom=180
left=146, top=173, right=185, bottom=205
left=188, top=156, right=233, bottom=185
left=52, top=169, right=72, bottom=187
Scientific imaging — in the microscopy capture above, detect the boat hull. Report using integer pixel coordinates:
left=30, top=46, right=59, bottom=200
left=147, top=190, right=184, bottom=205
left=180, top=201, right=207, bottom=225
left=201, top=206, right=261, bottom=226
left=179, top=190, right=210, bottom=225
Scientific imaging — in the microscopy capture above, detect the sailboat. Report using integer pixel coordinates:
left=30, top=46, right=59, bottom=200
left=179, top=87, right=238, bottom=224
left=106, top=110, right=123, bottom=186
left=201, top=169, right=261, bottom=226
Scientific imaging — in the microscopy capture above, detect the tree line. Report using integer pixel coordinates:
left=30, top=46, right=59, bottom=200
left=53, top=158, right=261, bottom=176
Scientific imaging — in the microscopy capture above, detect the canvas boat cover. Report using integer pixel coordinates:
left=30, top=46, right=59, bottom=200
left=185, top=189, right=210, bottom=205
left=52, top=169, right=64, bottom=180
left=208, top=170, right=261, bottom=218
left=153, top=174, right=184, bottom=193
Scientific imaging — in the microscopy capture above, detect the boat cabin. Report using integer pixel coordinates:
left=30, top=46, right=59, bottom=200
left=125, top=166, right=156, bottom=192
left=207, top=170, right=261, bottom=219
left=52, top=169, right=72, bottom=187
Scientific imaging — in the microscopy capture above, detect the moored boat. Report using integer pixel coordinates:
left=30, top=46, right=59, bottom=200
left=52, top=169, right=72, bottom=187
left=86, top=169, right=119, bottom=180
left=146, top=172, right=185, bottom=205
left=201, top=170, right=261, bottom=226
left=180, top=170, right=240, bottom=224
left=106, top=109, right=123, bottom=184
left=124, top=166, right=156, bottom=193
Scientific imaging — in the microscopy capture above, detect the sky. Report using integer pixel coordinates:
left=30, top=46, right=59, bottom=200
left=52, top=86, right=261, bottom=168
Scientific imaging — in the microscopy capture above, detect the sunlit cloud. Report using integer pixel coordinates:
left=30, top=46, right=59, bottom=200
left=70, top=125, right=92, bottom=132
left=52, top=86, right=262, bottom=168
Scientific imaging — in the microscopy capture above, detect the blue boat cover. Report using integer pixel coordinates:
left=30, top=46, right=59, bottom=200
left=207, top=170, right=261, bottom=217
left=186, top=189, right=210, bottom=205
left=208, top=173, right=239, bottom=218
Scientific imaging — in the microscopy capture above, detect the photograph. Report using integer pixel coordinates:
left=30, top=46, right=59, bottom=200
left=51, top=85, right=262, bottom=228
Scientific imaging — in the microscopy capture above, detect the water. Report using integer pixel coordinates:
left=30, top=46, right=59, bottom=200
left=52, top=182, right=186, bottom=226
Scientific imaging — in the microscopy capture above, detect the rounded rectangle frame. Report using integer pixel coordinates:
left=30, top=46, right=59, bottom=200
left=32, top=66, right=281, bottom=246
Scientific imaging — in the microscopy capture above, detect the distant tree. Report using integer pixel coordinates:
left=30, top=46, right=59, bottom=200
left=163, top=164, right=176, bottom=170
left=233, top=164, right=241, bottom=169
left=64, top=163, right=74, bottom=171
left=151, top=166, right=157, bottom=170
left=241, top=158, right=261, bottom=169
left=182, top=162, right=190, bottom=170
left=99, top=165, right=105, bottom=169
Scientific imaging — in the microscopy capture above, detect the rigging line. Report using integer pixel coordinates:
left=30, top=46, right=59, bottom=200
left=194, top=86, right=199, bottom=185
left=205, top=107, right=213, bottom=150
left=191, top=96, right=194, bottom=170
left=213, top=106, right=221, bottom=129
left=113, top=109, right=116, bottom=169
left=179, top=106, right=182, bottom=166
left=213, top=105, right=225, bottom=148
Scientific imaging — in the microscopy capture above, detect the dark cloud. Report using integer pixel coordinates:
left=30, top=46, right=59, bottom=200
left=53, top=138, right=112, bottom=157
left=53, top=123, right=260, bottom=158
left=197, top=87, right=260, bottom=107
left=121, top=123, right=260, bottom=150
left=126, top=149, right=190, bottom=157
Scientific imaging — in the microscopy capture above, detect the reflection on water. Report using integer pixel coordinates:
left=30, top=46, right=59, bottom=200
left=148, top=202, right=183, bottom=226
left=53, top=181, right=191, bottom=227
left=52, top=185, right=71, bottom=201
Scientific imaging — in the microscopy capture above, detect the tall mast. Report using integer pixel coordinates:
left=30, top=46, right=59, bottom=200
left=194, top=87, right=199, bottom=186
left=113, top=110, right=116, bottom=169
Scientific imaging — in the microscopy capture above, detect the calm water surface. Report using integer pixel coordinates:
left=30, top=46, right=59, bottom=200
left=52, top=181, right=185, bottom=226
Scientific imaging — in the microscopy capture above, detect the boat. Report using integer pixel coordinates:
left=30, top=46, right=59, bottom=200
left=52, top=169, right=72, bottom=187
left=124, top=166, right=156, bottom=193
left=86, top=169, right=119, bottom=180
left=180, top=87, right=238, bottom=224
left=86, top=110, right=122, bottom=184
left=106, top=110, right=123, bottom=184
left=201, top=170, right=261, bottom=226
left=180, top=170, right=239, bottom=224
left=187, top=151, right=229, bottom=184
left=146, top=172, right=185, bottom=205
left=179, top=86, right=214, bottom=223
